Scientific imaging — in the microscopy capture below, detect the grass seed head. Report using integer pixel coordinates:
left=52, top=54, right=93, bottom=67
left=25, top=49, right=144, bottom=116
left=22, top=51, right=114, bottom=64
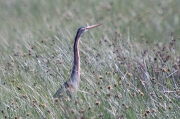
left=127, top=73, right=133, bottom=77
left=1, top=110, right=4, bottom=113
left=54, top=98, right=59, bottom=102
left=79, top=109, right=85, bottom=113
left=125, top=106, right=130, bottom=109
left=17, top=86, right=21, bottom=90
left=168, top=106, right=172, bottom=110
left=88, top=106, right=91, bottom=110
left=152, top=77, right=156, bottom=81
left=114, top=83, right=117, bottom=87
left=98, top=75, right=103, bottom=79
left=122, top=103, right=125, bottom=106
left=106, top=72, right=110, bottom=75
left=144, top=113, right=148, bottom=116
left=159, top=95, right=163, bottom=99
left=151, top=108, right=157, bottom=113
left=115, top=93, right=121, bottom=99
left=145, top=110, right=150, bottom=114
left=26, top=113, right=30, bottom=116
left=119, top=76, right=124, bottom=80
left=14, top=116, right=22, bottom=119
left=71, top=109, right=75, bottom=114
left=47, top=110, right=51, bottom=113
left=132, top=92, right=136, bottom=97
left=126, top=83, right=130, bottom=87
left=97, top=82, right=100, bottom=85
left=40, top=103, right=46, bottom=108
left=107, top=85, right=112, bottom=90
left=11, top=79, right=16, bottom=83
left=99, top=113, right=103, bottom=118
left=95, top=100, right=100, bottom=106
left=22, top=94, right=28, bottom=99
left=140, top=92, right=144, bottom=96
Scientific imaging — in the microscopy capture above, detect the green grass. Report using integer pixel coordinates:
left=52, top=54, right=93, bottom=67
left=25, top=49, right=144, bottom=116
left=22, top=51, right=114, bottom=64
left=0, top=0, right=180, bottom=118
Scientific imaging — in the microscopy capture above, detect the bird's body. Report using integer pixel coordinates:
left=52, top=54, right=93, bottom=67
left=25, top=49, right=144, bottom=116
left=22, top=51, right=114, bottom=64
left=53, top=24, right=102, bottom=99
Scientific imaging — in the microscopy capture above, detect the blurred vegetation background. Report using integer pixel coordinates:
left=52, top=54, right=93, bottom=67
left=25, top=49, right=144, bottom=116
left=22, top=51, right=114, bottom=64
left=1, top=0, right=180, bottom=50
left=0, top=0, right=180, bottom=118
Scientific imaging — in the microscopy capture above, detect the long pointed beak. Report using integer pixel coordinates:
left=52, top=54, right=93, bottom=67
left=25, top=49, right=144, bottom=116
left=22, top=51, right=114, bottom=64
left=86, top=23, right=102, bottom=30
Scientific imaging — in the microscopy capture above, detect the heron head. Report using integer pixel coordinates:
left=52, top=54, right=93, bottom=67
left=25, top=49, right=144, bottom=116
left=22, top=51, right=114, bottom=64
left=77, top=27, right=87, bottom=36
left=76, top=23, right=102, bottom=38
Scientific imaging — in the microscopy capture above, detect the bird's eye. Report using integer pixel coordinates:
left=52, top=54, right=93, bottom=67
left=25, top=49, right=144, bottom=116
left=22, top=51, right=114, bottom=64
left=80, top=28, right=84, bottom=31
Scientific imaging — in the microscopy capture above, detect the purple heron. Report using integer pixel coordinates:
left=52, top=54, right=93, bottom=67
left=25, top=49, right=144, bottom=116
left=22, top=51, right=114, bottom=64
left=53, top=23, right=102, bottom=99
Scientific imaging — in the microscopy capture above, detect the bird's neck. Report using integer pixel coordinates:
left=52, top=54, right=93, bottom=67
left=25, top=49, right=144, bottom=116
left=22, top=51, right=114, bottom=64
left=71, top=34, right=81, bottom=81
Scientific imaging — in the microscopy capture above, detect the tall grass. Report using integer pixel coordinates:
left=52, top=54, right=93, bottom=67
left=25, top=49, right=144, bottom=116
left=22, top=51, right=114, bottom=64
left=0, top=0, right=180, bottom=118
